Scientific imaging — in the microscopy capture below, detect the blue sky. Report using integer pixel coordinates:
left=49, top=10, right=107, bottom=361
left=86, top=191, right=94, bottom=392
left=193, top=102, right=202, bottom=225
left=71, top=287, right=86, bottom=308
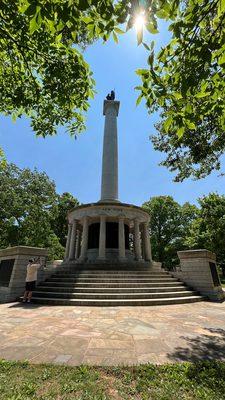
left=1, top=22, right=224, bottom=206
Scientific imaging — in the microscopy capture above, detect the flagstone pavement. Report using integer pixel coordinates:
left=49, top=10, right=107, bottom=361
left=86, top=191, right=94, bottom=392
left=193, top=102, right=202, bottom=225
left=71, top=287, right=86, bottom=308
left=0, top=300, right=225, bottom=366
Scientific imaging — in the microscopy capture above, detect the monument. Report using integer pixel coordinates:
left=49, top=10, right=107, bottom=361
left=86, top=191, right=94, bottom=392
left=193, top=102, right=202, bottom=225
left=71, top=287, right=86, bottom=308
left=64, top=94, right=152, bottom=265
left=1, top=94, right=223, bottom=305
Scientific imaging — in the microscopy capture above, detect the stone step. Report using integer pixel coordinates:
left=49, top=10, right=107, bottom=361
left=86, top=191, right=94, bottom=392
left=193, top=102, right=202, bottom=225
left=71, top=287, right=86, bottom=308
left=52, top=273, right=170, bottom=279
left=36, top=285, right=188, bottom=293
left=40, top=281, right=184, bottom=288
left=61, top=262, right=151, bottom=268
left=56, top=266, right=157, bottom=272
left=46, top=277, right=178, bottom=283
left=32, top=290, right=197, bottom=300
left=56, top=268, right=170, bottom=276
left=29, top=295, right=205, bottom=306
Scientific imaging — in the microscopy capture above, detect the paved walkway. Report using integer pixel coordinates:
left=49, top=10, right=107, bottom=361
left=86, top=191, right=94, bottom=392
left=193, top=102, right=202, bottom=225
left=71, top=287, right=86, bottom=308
left=0, top=301, right=225, bottom=366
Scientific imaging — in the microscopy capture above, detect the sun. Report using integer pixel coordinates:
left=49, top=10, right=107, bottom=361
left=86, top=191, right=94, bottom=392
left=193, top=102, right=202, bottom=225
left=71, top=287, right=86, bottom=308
left=134, top=12, right=146, bottom=32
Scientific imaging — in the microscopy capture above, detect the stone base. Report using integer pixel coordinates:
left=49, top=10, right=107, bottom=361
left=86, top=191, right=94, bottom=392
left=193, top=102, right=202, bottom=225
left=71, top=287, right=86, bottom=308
left=0, top=246, right=49, bottom=303
left=177, top=249, right=225, bottom=301
left=86, top=248, right=135, bottom=262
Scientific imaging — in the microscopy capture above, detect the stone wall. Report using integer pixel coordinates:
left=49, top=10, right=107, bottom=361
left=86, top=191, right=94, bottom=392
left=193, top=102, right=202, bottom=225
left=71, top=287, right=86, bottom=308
left=172, top=249, right=224, bottom=301
left=0, top=246, right=63, bottom=303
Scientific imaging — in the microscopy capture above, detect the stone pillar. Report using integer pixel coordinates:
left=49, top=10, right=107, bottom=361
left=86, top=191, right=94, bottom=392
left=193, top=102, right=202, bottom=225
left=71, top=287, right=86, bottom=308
left=75, top=230, right=81, bottom=260
left=65, top=224, right=72, bottom=260
left=119, top=217, right=126, bottom=260
left=134, top=219, right=142, bottom=261
left=98, top=215, right=106, bottom=260
left=177, top=249, right=225, bottom=301
left=69, top=220, right=77, bottom=261
left=100, top=100, right=120, bottom=202
left=143, top=222, right=152, bottom=262
left=79, top=216, right=89, bottom=261
left=141, top=226, right=145, bottom=259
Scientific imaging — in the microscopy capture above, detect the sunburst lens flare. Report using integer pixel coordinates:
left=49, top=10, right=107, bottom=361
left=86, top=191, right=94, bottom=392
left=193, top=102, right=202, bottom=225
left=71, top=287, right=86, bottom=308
left=134, top=12, right=146, bottom=32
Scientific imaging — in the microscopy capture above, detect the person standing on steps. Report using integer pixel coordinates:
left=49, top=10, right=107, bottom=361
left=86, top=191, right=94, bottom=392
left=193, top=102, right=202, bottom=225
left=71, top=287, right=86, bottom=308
left=22, top=257, right=43, bottom=303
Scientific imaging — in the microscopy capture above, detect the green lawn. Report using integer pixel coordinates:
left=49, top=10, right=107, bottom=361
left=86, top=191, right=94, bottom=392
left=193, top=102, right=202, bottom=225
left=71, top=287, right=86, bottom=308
left=0, top=360, right=225, bottom=400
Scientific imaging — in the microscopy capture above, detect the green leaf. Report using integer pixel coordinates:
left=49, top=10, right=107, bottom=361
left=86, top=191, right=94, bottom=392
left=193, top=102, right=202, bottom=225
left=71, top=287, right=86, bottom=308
left=173, top=92, right=183, bottom=100
left=163, top=116, right=173, bottom=132
left=114, top=28, right=124, bottom=34
left=30, top=16, right=38, bottom=34
left=146, top=23, right=159, bottom=34
left=137, top=26, right=143, bottom=45
left=19, top=1, right=30, bottom=13
left=177, top=126, right=185, bottom=138
left=11, top=113, right=17, bottom=123
left=112, top=32, right=118, bottom=43
left=148, top=51, right=154, bottom=66
left=218, top=0, right=225, bottom=17
left=143, top=42, right=150, bottom=51
left=136, top=94, right=143, bottom=106
left=186, top=121, right=196, bottom=130
left=136, top=69, right=149, bottom=76
left=218, top=52, right=225, bottom=65
left=195, top=91, right=211, bottom=98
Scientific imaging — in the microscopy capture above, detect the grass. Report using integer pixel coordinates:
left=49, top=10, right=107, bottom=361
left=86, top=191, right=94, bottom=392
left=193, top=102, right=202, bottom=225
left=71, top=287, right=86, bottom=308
left=0, top=360, right=225, bottom=400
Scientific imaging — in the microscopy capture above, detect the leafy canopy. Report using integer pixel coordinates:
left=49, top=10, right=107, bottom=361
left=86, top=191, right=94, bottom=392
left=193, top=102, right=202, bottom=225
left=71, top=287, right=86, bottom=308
left=136, top=0, right=225, bottom=180
left=142, top=196, right=198, bottom=267
left=0, top=163, right=79, bottom=260
left=0, top=0, right=180, bottom=138
left=186, top=193, right=225, bottom=264
left=1, top=0, right=225, bottom=180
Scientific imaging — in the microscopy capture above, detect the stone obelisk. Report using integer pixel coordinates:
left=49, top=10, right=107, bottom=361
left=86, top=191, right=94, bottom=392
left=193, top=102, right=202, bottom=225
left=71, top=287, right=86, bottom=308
left=100, top=97, right=120, bottom=202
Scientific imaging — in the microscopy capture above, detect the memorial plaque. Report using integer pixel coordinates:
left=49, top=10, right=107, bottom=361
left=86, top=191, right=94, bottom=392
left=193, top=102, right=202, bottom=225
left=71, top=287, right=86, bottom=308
left=0, top=259, right=15, bottom=287
left=209, top=262, right=221, bottom=287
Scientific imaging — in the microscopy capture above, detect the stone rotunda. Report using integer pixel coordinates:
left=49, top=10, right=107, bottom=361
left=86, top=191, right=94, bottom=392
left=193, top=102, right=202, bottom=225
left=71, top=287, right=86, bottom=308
left=64, top=96, right=152, bottom=265
left=30, top=94, right=206, bottom=305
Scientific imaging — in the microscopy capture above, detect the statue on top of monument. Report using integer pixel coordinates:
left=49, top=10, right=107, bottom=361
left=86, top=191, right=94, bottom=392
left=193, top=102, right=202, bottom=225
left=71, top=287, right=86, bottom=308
left=106, top=90, right=115, bottom=100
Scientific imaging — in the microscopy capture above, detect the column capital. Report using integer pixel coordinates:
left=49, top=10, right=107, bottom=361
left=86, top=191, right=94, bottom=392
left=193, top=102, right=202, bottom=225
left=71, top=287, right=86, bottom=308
left=82, top=215, right=89, bottom=223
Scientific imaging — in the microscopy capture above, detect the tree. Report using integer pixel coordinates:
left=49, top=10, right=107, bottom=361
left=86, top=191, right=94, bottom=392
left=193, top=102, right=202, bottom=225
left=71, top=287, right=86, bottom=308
left=142, top=196, right=194, bottom=267
left=1, top=1, right=225, bottom=179
left=51, top=192, right=79, bottom=247
left=186, top=193, right=225, bottom=264
left=136, top=0, right=225, bottom=180
left=0, top=163, right=73, bottom=260
left=0, top=0, right=188, bottom=138
left=0, top=1, right=95, bottom=137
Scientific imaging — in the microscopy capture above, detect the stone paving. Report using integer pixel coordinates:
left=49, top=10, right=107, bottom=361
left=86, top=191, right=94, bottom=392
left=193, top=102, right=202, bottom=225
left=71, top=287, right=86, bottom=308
left=0, top=300, right=225, bottom=366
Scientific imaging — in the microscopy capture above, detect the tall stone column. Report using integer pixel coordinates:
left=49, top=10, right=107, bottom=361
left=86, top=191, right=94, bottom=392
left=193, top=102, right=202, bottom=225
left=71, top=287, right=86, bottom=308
left=100, top=100, right=120, bottom=202
left=143, top=222, right=152, bottom=262
left=75, top=230, right=81, bottom=260
left=69, top=220, right=77, bottom=260
left=119, top=217, right=126, bottom=260
left=141, top=226, right=145, bottom=259
left=79, top=216, right=89, bottom=261
left=98, top=215, right=106, bottom=260
left=134, top=219, right=142, bottom=261
left=65, top=224, right=72, bottom=260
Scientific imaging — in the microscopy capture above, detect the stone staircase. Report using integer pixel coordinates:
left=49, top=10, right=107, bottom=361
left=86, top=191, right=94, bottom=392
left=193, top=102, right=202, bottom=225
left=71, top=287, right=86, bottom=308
left=29, top=263, right=205, bottom=306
